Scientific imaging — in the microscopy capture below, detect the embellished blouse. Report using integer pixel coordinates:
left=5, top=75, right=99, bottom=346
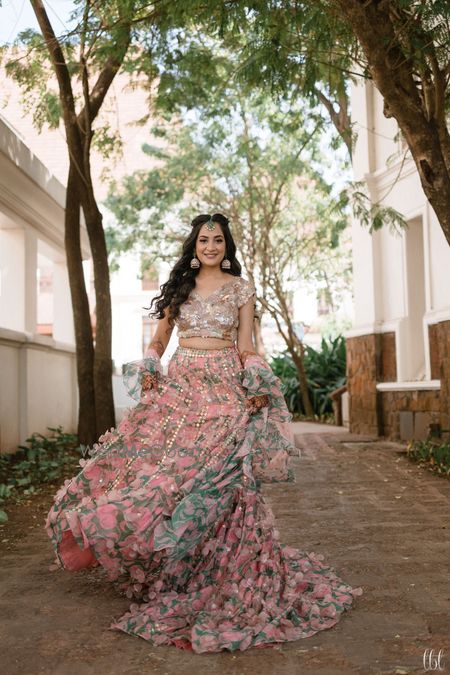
left=175, top=276, right=256, bottom=342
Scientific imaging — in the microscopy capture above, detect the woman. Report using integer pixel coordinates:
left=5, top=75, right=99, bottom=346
left=46, top=213, right=362, bottom=653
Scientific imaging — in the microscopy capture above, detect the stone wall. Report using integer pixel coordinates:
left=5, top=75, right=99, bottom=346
left=435, top=319, right=450, bottom=430
left=346, top=319, right=450, bottom=439
left=376, top=332, right=396, bottom=382
left=378, top=390, right=440, bottom=439
left=428, top=323, right=440, bottom=380
left=346, top=334, right=381, bottom=436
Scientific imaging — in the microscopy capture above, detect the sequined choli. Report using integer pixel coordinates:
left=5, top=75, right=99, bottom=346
left=175, top=276, right=256, bottom=342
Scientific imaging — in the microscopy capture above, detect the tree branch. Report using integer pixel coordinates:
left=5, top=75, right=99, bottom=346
left=314, top=87, right=352, bottom=156
left=30, top=0, right=78, bottom=129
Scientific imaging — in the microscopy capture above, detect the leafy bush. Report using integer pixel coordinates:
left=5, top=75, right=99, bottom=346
left=406, top=439, right=450, bottom=477
left=269, top=335, right=346, bottom=419
left=304, top=335, right=347, bottom=415
left=269, top=352, right=302, bottom=415
left=0, top=426, right=82, bottom=523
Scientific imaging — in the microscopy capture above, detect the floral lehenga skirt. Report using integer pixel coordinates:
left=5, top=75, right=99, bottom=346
left=45, top=345, right=363, bottom=653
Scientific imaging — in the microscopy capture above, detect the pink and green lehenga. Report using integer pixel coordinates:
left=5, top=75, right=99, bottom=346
left=45, top=345, right=362, bottom=653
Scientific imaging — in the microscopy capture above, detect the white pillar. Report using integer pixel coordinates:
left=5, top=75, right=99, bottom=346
left=349, top=78, right=381, bottom=330
left=350, top=78, right=376, bottom=179
left=53, top=261, right=75, bottom=344
left=24, top=227, right=37, bottom=335
left=0, top=228, right=25, bottom=331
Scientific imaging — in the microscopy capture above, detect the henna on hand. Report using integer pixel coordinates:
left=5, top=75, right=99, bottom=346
left=141, top=372, right=159, bottom=392
left=246, top=394, right=269, bottom=414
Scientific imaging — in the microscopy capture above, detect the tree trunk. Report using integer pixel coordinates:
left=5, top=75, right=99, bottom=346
left=64, top=163, right=97, bottom=445
left=315, top=88, right=352, bottom=158
left=82, top=197, right=115, bottom=437
left=291, top=345, right=315, bottom=418
left=333, top=0, right=450, bottom=246
left=30, top=0, right=129, bottom=439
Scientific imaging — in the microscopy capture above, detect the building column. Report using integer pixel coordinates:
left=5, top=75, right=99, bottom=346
left=24, top=227, right=37, bottom=335
left=0, top=227, right=25, bottom=332
left=349, top=78, right=382, bottom=331
left=53, top=261, right=75, bottom=344
left=346, top=79, right=384, bottom=435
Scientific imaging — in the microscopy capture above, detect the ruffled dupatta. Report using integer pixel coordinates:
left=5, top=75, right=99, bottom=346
left=237, top=354, right=300, bottom=484
left=121, top=347, right=163, bottom=402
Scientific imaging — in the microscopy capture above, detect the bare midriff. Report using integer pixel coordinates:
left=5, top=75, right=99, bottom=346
left=178, top=337, right=234, bottom=350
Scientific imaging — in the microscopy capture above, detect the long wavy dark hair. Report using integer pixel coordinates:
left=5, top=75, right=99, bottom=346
left=148, top=213, right=242, bottom=327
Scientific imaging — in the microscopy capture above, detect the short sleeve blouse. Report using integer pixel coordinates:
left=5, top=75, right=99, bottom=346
left=175, top=276, right=256, bottom=342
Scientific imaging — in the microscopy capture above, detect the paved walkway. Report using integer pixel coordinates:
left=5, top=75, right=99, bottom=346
left=0, top=427, right=449, bottom=674
left=291, top=421, right=351, bottom=434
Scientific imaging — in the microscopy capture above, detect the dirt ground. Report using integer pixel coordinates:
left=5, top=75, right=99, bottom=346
left=0, top=428, right=449, bottom=675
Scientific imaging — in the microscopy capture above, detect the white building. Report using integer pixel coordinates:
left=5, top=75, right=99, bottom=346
left=346, top=79, right=450, bottom=439
left=0, top=115, right=88, bottom=451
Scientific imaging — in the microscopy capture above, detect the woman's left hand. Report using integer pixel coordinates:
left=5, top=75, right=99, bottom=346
left=246, top=394, right=269, bottom=415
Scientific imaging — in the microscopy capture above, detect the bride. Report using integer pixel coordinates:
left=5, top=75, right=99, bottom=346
left=46, top=213, right=362, bottom=653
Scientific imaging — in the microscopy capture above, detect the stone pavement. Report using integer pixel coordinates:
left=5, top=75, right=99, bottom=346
left=0, top=424, right=449, bottom=674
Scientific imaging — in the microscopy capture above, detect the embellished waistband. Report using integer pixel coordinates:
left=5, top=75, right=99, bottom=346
left=175, top=345, right=238, bottom=357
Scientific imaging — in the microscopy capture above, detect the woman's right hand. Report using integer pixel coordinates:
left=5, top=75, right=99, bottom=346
left=141, top=372, right=158, bottom=392
left=246, top=394, right=269, bottom=414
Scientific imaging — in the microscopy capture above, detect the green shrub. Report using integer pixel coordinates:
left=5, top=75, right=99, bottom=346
left=269, top=352, right=303, bottom=415
left=406, top=439, right=450, bottom=477
left=0, top=426, right=82, bottom=522
left=269, top=335, right=346, bottom=418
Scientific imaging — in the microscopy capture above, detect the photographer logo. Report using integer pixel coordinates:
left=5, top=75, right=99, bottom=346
left=423, top=649, right=445, bottom=672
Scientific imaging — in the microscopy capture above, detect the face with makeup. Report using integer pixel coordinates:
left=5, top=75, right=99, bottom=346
left=195, top=221, right=227, bottom=268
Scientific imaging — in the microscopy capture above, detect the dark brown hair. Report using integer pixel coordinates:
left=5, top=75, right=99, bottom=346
left=148, top=213, right=242, bottom=325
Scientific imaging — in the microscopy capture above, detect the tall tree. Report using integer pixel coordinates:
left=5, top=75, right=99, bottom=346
left=139, top=3, right=360, bottom=155
left=3, top=1, right=162, bottom=443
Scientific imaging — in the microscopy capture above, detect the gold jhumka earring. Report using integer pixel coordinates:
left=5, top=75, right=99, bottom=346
left=190, top=256, right=200, bottom=269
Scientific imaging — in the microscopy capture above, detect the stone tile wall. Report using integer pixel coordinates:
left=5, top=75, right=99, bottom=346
left=346, top=319, right=450, bottom=439
left=435, top=319, right=450, bottom=430
left=376, top=332, right=396, bottom=382
left=428, top=323, right=440, bottom=380
left=378, top=390, right=440, bottom=439
left=346, top=334, right=381, bottom=436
